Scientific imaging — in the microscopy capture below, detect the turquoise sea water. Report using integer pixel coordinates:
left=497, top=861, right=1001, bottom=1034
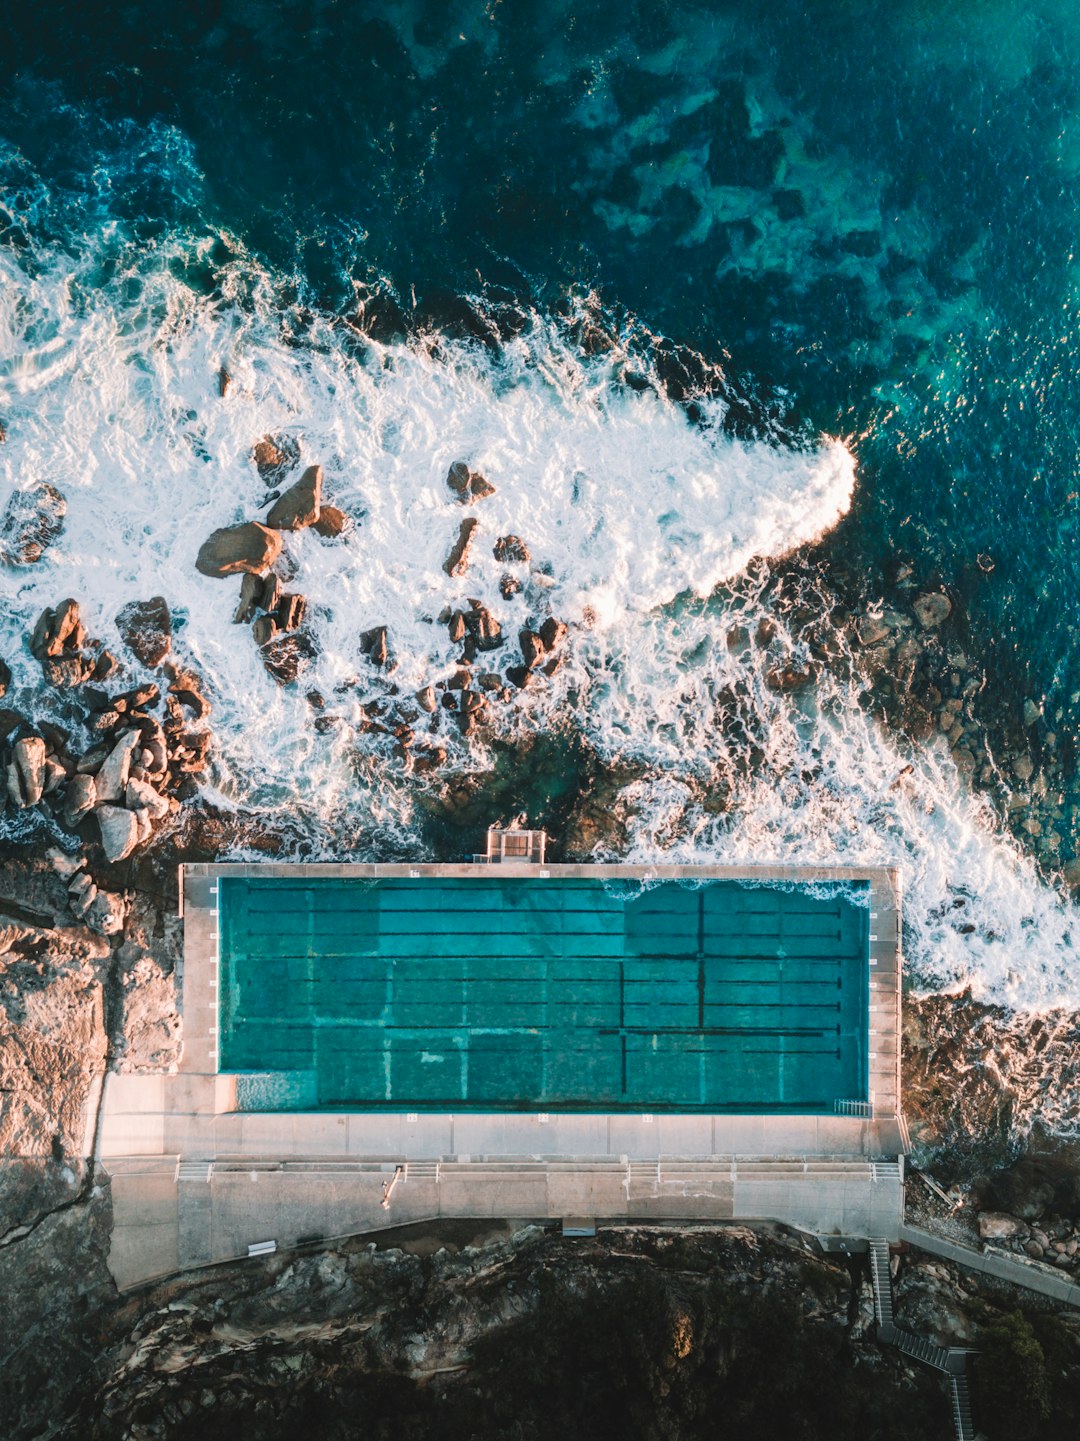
left=219, top=876, right=870, bottom=1111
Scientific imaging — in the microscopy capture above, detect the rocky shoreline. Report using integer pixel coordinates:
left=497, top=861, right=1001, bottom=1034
left=3, top=406, right=1080, bottom=1435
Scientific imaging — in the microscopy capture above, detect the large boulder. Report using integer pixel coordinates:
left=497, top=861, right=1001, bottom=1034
left=313, top=504, right=350, bottom=538
left=977, top=1211, right=1026, bottom=1242
left=62, top=772, right=97, bottom=827
left=265, top=464, right=322, bottom=531
left=116, top=596, right=171, bottom=667
left=94, top=732, right=140, bottom=804
left=6, top=735, right=46, bottom=808
left=195, top=522, right=282, bottom=578
left=913, top=591, right=952, bottom=629
left=125, top=778, right=169, bottom=822
left=444, top=518, right=479, bottom=576
left=261, top=631, right=317, bottom=685
left=0, top=481, right=66, bottom=565
left=95, top=805, right=140, bottom=863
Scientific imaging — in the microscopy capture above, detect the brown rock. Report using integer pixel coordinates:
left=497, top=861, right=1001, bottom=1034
left=466, top=602, right=503, bottom=652
left=444, top=518, right=479, bottom=576
left=218, top=366, right=232, bottom=397
left=261, top=631, right=317, bottom=685
left=6, top=735, right=46, bottom=808
left=764, top=664, right=815, bottom=693
left=265, top=464, right=322, bottom=531
left=538, top=617, right=567, bottom=651
left=252, top=614, right=278, bottom=647
left=313, top=505, right=349, bottom=538
left=275, top=593, right=307, bottom=632
left=447, top=611, right=467, bottom=643
left=261, top=572, right=282, bottom=615
left=414, top=746, right=447, bottom=774
left=494, top=534, right=530, bottom=565
left=978, top=1211, right=1026, bottom=1242
left=519, top=629, right=545, bottom=670
left=500, top=573, right=522, bottom=600
left=233, top=572, right=264, bottom=625
left=116, top=596, right=171, bottom=667
left=416, top=686, right=437, bottom=713
left=445, top=461, right=471, bottom=499
left=196, top=522, right=282, bottom=577
left=0, top=481, right=66, bottom=565
left=360, top=625, right=391, bottom=669
left=469, top=472, right=496, bottom=501
left=62, top=773, right=97, bottom=827
left=31, top=599, right=83, bottom=660
left=166, top=667, right=211, bottom=720
left=0, top=657, right=9, bottom=698
left=252, top=434, right=299, bottom=483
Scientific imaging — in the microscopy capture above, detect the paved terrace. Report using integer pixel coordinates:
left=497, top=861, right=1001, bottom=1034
left=99, top=862, right=904, bottom=1291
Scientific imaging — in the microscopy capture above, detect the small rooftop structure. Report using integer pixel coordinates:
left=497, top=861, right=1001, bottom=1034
left=474, top=823, right=547, bottom=865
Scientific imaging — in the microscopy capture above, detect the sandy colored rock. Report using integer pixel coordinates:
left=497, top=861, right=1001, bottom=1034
left=444, top=517, right=479, bottom=576
left=62, top=772, right=96, bottom=827
left=6, top=735, right=46, bottom=808
left=94, top=731, right=140, bottom=804
left=125, top=778, right=169, bottom=821
left=196, top=522, right=282, bottom=577
left=313, top=504, right=350, bottom=538
left=265, top=464, right=323, bottom=531
left=95, top=804, right=140, bottom=863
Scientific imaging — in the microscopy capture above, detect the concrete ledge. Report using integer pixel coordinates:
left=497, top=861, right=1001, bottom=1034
left=899, top=1223, right=1080, bottom=1308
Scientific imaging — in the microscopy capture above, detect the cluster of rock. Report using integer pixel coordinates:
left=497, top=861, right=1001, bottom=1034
left=977, top=1208, right=1080, bottom=1270
left=1, top=597, right=211, bottom=870
left=350, top=462, right=570, bottom=767
left=0, top=479, right=66, bottom=566
left=847, top=569, right=1079, bottom=884
left=197, top=437, right=349, bottom=685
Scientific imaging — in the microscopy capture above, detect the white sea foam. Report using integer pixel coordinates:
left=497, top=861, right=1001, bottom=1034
left=1, top=220, right=1078, bottom=1019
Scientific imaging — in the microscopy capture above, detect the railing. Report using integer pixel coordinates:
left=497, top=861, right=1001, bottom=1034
left=834, top=1099, right=873, bottom=1118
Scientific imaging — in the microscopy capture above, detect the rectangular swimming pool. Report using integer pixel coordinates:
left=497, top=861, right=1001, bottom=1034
left=218, top=875, right=870, bottom=1113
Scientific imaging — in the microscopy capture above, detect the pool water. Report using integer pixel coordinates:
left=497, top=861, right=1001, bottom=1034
left=218, top=876, right=869, bottom=1113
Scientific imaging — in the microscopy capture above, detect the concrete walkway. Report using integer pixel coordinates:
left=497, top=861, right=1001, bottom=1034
left=899, top=1223, right=1080, bottom=1308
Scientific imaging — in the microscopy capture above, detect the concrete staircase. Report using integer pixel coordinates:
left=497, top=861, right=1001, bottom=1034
left=869, top=1238, right=975, bottom=1441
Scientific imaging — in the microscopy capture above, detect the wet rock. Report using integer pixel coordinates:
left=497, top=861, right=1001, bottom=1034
left=519, top=629, right=545, bottom=670
left=276, top=593, right=307, bottom=633
left=166, top=667, right=211, bottom=720
left=95, top=804, right=140, bottom=863
left=116, top=596, right=171, bottom=667
left=31, top=599, right=84, bottom=660
left=444, top=518, right=478, bottom=576
left=0, top=658, right=10, bottom=698
left=1012, top=754, right=1035, bottom=784
left=94, top=732, right=141, bottom=804
left=468, top=471, right=496, bottom=501
left=360, top=625, right=392, bottom=670
left=445, top=461, right=471, bottom=500
left=913, top=591, right=952, bottom=629
left=447, top=610, right=467, bottom=643
left=500, top=573, right=522, bottom=600
left=252, top=434, right=299, bottom=483
left=196, top=522, right=282, bottom=577
left=857, top=613, right=892, bottom=647
left=265, top=464, right=322, bottom=531
left=538, top=617, right=567, bottom=651
left=313, top=505, right=349, bottom=538
left=466, top=601, right=503, bottom=651
left=233, top=572, right=265, bottom=624
left=765, top=663, right=816, bottom=693
left=978, top=1211, right=1026, bottom=1242
left=0, top=481, right=66, bottom=565
left=91, top=648, right=121, bottom=683
left=218, top=365, right=232, bottom=397
left=6, top=735, right=46, bottom=808
left=251, top=614, right=279, bottom=647
left=42, top=757, right=67, bottom=795
left=1024, top=1240, right=1045, bottom=1259
left=1022, top=698, right=1042, bottom=729
left=261, top=631, right=317, bottom=685
left=62, top=773, right=96, bottom=827
left=494, top=534, right=530, bottom=564
left=261, top=572, right=282, bottom=615
left=416, top=686, right=437, bottom=713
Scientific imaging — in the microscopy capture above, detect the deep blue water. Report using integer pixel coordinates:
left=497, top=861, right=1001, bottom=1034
left=1, top=0, right=1078, bottom=731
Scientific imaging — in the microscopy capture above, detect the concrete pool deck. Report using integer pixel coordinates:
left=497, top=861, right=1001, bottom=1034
left=99, top=862, right=904, bottom=1290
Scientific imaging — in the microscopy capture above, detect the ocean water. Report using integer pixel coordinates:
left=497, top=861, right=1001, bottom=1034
left=1, top=5, right=1079, bottom=1052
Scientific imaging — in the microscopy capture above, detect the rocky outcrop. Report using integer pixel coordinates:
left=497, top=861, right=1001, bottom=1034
left=5, top=735, right=46, bottom=808
left=265, top=464, right=322, bottom=531
left=29, top=599, right=101, bottom=687
left=252, top=434, right=299, bottom=483
left=913, top=591, right=952, bottom=629
left=261, top=631, right=317, bottom=685
left=444, top=517, right=478, bottom=576
left=95, top=804, right=141, bottom=863
left=116, top=596, right=171, bottom=667
left=195, top=522, right=282, bottom=578
left=313, top=504, right=349, bottom=538
left=0, top=481, right=66, bottom=565
left=494, top=533, right=530, bottom=564
left=360, top=625, right=391, bottom=669
left=445, top=460, right=496, bottom=503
